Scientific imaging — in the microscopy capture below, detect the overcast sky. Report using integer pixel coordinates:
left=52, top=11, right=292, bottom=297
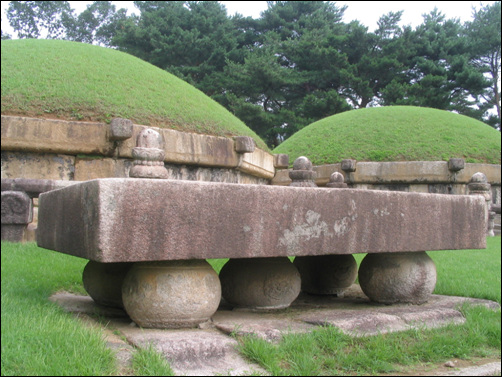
left=1, top=1, right=497, bottom=37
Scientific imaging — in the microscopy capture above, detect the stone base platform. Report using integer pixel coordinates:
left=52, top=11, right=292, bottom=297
left=50, top=284, right=500, bottom=376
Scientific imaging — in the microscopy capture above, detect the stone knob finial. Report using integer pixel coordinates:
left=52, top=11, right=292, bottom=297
left=326, top=172, right=348, bottom=188
left=469, top=172, right=488, bottom=184
left=289, top=156, right=316, bottom=187
left=293, top=156, right=312, bottom=171
left=129, top=128, right=168, bottom=179
left=137, top=128, right=163, bottom=149
left=467, top=172, right=491, bottom=198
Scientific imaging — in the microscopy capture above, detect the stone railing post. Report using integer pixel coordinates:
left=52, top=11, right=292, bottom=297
left=129, top=128, right=168, bottom=179
left=326, top=172, right=348, bottom=188
left=468, top=172, right=495, bottom=237
left=289, top=156, right=317, bottom=187
left=1, top=191, right=33, bottom=242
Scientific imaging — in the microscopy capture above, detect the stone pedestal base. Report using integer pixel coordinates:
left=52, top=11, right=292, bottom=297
left=220, top=257, right=301, bottom=310
left=82, top=261, right=132, bottom=308
left=358, top=252, right=436, bottom=304
left=293, top=255, right=358, bottom=296
left=1, top=224, right=27, bottom=242
left=122, top=260, right=221, bottom=328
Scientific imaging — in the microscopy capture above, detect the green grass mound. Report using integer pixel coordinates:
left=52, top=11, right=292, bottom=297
left=274, top=106, right=501, bottom=165
left=1, top=39, right=268, bottom=150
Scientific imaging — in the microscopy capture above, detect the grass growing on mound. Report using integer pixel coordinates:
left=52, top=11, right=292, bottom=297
left=1, top=39, right=268, bottom=150
left=274, top=106, right=501, bottom=165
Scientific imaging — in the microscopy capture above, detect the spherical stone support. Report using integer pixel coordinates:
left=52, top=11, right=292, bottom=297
left=293, top=255, right=358, bottom=296
left=358, top=252, right=437, bottom=304
left=220, top=257, right=301, bottom=310
left=82, top=261, right=133, bottom=308
left=122, top=260, right=221, bottom=329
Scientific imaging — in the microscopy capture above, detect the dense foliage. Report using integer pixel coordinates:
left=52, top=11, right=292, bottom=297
left=3, top=1, right=501, bottom=147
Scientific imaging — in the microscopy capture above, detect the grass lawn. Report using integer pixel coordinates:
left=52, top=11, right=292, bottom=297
left=273, top=106, right=501, bottom=165
left=1, top=237, right=500, bottom=376
left=1, top=39, right=268, bottom=151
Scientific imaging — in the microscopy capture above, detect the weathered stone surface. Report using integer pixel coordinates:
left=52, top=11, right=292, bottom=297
left=74, top=158, right=133, bottom=180
left=294, top=255, right=357, bottom=295
left=358, top=252, right=437, bottom=304
left=122, top=260, right=221, bottom=328
left=1, top=115, right=113, bottom=155
left=163, top=163, right=269, bottom=185
left=213, top=310, right=315, bottom=342
left=238, top=147, right=275, bottom=179
left=301, top=307, right=465, bottom=337
left=37, top=178, right=487, bottom=262
left=117, top=125, right=238, bottom=167
left=1, top=151, right=75, bottom=180
left=125, top=329, right=267, bottom=376
left=220, top=257, right=301, bottom=309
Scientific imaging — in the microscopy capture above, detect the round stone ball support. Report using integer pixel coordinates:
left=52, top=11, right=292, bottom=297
left=83, top=261, right=133, bottom=308
left=83, top=260, right=222, bottom=328
left=219, top=257, right=301, bottom=310
left=121, top=260, right=222, bottom=328
left=294, top=255, right=358, bottom=296
left=358, top=251, right=437, bottom=304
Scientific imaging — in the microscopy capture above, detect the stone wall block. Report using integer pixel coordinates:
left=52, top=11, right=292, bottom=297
left=239, top=148, right=275, bottom=179
left=2, top=151, right=75, bottom=181
left=74, top=158, right=133, bottom=181
left=1, top=115, right=113, bottom=156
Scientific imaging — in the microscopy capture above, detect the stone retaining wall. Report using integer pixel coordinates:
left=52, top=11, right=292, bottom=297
left=272, top=159, right=501, bottom=206
left=1, top=115, right=281, bottom=183
left=1, top=115, right=285, bottom=242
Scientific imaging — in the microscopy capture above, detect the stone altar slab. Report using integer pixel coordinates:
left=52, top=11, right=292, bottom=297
left=37, top=178, right=486, bottom=262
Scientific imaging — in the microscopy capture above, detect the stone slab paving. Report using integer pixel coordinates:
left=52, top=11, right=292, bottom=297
left=50, top=285, right=500, bottom=376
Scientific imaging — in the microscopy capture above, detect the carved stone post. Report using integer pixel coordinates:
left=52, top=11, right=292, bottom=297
left=468, top=172, right=495, bottom=237
left=1, top=191, right=32, bottom=242
left=129, top=128, right=169, bottom=179
left=289, top=156, right=317, bottom=187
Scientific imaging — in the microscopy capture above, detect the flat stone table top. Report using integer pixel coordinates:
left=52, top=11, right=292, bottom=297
left=37, top=178, right=486, bottom=262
